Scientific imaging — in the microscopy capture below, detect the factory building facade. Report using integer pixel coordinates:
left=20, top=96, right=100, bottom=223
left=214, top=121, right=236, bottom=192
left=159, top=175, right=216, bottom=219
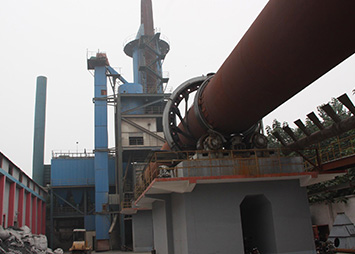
left=0, top=151, right=47, bottom=234
left=49, top=153, right=117, bottom=250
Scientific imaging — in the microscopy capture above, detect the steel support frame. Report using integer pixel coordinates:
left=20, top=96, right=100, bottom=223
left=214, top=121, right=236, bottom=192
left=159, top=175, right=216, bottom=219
left=37, top=199, right=42, bottom=234
left=17, top=188, right=25, bottom=227
left=116, top=93, right=126, bottom=249
left=50, top=188, right=54, bottom=248
left=52, top=191, right=84, bottom=215
left=7, top=182, right=16, bottom=226
left=32, top=196, right=37, bottom=234
left=0, top=175, right=5, bottom=226
left=42, top=201, right=46, bottom=234
left=25, top=192, right=31, bottom=227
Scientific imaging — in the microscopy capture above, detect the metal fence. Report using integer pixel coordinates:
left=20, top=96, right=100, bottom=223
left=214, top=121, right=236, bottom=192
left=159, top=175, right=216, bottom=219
left=304, top=134, right=355, bottom=169
left=134, top=148, right=306, bottom=199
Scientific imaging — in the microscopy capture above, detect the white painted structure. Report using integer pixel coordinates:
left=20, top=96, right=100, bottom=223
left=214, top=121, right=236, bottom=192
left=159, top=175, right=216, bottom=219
left=310, top=195, right=355, bottom=228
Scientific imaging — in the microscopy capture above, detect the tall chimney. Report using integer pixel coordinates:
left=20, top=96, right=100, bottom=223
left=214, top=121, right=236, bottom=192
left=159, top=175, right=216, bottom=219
left=32, top=76, right=47, bottom=186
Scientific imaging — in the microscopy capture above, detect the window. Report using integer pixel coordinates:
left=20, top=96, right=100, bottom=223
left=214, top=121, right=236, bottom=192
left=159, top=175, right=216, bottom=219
left=8, top=165, right=13, bottom=175
left=129, top=136, right=144, bottom=146
left=0, top=155, right=3, bottom=168
left=156, top=117, right=163, bottom=132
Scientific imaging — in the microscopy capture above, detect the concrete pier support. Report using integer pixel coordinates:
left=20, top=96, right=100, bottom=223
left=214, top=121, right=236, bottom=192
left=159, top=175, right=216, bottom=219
left=151, top=196, right=174, bottom=254
left=146, top=180, right=316, bottom=254
left=132, top=210, right=154, bottom=252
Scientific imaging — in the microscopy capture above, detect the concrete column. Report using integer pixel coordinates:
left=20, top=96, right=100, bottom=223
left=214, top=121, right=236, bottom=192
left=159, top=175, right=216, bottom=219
left=151, top=195, right=174, bottom=254
left=37, top=199, right=42, bottom=235
left=7, top=182, right=16, bottom=226
left=25, top=192, right=31, bottom=227
left=42, top=201, right=46, bottom=234
left=17, top=188, right=25, bottom=227
left=132, top=210, right=154, bottom=252
left=32, top=196, right=37, bottom=234
left=0, top=175, right=5, bottom=225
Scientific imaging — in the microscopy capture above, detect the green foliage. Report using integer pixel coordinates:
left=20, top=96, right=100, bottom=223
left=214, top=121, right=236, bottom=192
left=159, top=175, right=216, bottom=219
left=308, top=168, right=355, bottom=204
left=265, top=97, right=355, bottom=204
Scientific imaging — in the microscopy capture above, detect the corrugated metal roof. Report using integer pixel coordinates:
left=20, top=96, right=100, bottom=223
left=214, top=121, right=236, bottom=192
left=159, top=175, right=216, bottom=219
left=333, top=212, right=353, bottom=226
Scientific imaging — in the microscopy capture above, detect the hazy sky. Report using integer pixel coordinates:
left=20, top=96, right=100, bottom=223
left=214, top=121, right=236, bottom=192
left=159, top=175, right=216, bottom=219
left=1, top=0, right=354, bottom=176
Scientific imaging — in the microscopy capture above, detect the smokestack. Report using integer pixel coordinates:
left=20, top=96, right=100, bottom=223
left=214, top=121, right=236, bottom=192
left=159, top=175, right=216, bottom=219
left=141, top=0, right=154, bottom=36
left=32, top=76, right=47, bottom=186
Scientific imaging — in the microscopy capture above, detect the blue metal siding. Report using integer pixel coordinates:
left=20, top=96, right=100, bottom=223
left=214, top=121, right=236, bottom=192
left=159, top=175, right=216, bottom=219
left=85, top=215, right=96, bottom=231
left=119, top=83, right=143, bottom=94
left=51, top=157, right=116, bottom=187
left=51, top=158, right=95, bottom=186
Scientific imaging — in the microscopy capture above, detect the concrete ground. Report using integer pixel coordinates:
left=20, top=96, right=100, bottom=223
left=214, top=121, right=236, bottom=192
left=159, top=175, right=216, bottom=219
left=91, top=252, right=150, bottom=254
left=65, top=251, right=150, bottom=254
left=65, top=252, right=150, bottom=254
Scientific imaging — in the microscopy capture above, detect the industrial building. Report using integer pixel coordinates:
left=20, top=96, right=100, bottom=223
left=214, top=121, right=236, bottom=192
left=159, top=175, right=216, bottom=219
left=128, top=1, right=355, bottom=253
left=0, top=151, right=47, bottom=234
left=48, top=0, right=169, bottom=250
left=35, top=0, right=355, bottom=253
left=0, top=75, right=48, bottom=236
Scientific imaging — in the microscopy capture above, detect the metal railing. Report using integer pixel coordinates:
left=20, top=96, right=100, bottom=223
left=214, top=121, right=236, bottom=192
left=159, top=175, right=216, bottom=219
left=52, top=150, right=95, bottom=159
left=51, top=178, right=95, bottom=186
left=52, top=149, right=116, bottom=159
left=134, top=148, right=305, bottom=199
left=144, top=105, right=164, bottom=114
left=304, top=134, right=355, bottom=169
left=121, top=192, right=134, bottom=209
left=123, top=28, right=170, bottom=48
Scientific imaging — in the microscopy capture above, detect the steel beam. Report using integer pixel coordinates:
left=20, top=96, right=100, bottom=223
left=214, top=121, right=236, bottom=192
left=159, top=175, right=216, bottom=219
left=0, top=175, right=5, bottom=225
left=122, top=117, right=165, bottom=142
left=286, top=116, right=355, bottom=151
left=25, top=192, right=31, bottom=227
left=37, top=200, right=42, bottom=235
left=17, top=188, right=24, bottom=227
left=32, top=196, right=37, bottom=234
left=338, top=94, right=355, bottom=115
left=7, top=182, right=16, bottom=226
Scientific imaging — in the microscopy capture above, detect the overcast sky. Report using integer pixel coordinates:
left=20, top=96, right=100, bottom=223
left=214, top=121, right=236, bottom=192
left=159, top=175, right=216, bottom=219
left=1, top=0, right=354, bottom=176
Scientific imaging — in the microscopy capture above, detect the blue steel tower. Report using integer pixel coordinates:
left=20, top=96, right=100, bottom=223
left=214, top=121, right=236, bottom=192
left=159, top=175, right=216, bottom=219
left=86, top=0, right=170, bottom=250
left=87, top=54, right=111, bottom=250
left=48, top=0, right=170, bottom=251
left=117, top=0, right=170, bottom=249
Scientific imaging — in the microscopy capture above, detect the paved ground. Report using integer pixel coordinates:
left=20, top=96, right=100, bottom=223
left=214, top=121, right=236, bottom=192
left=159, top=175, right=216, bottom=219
left=91, top=252, right=150, bottom=254
left=65, top=252, right=150, bottom=254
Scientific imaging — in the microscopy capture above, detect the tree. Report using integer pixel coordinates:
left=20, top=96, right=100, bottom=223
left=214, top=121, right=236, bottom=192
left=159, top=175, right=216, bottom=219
left=265, top=97, right=355, bottom=204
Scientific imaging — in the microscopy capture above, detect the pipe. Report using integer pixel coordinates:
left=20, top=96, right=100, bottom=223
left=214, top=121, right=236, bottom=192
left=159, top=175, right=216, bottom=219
left=173, top=0, right=355, bottom=149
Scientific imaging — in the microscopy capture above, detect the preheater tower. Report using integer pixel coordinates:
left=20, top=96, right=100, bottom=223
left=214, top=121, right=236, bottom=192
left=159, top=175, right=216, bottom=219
left=124, top=0, right=169, bottom=94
